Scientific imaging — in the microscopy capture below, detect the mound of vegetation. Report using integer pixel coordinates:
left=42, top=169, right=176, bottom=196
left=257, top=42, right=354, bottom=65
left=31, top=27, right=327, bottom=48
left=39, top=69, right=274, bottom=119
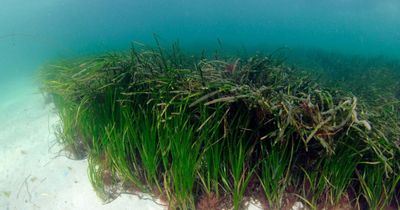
left=39, top=43, right=400, bottom=209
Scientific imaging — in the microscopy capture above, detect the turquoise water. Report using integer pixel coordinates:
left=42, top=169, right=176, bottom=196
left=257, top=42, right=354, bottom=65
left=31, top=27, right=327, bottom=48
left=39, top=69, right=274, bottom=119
left=0, top=1, right=399, bottom=209
left=1, top=0, right=400, bottom=81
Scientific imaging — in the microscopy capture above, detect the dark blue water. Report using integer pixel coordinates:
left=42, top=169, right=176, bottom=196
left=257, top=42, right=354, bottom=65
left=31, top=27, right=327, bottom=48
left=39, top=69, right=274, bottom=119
left=1, top=0, right=400, bottom=81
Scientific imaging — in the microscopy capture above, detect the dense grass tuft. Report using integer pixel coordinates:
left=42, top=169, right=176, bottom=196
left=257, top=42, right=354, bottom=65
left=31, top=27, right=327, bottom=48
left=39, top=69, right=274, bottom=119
left=39, top=43, right=400, bottom=209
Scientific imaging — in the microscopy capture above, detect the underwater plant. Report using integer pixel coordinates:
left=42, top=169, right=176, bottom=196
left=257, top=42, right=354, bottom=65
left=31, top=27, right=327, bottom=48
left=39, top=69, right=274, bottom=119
left=39, top=41, right=400, bottom=209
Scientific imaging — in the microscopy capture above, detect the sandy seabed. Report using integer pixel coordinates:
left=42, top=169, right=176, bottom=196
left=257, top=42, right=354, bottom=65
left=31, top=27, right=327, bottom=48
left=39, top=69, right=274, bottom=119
left=0, top=76, right=164, bottom=210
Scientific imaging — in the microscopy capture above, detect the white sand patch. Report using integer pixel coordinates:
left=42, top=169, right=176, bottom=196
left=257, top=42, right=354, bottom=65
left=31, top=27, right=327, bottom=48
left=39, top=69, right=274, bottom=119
left=0, top=79, right=164, bottom=210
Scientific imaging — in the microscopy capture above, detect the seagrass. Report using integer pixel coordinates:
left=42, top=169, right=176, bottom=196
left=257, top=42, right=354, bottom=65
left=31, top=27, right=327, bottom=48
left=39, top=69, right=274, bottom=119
left=39, top=43, right=400, bottom=209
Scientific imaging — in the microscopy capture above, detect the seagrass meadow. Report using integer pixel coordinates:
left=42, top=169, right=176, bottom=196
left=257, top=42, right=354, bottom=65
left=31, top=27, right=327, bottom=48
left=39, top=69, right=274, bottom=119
left=39, top=43, right=400, bottom=210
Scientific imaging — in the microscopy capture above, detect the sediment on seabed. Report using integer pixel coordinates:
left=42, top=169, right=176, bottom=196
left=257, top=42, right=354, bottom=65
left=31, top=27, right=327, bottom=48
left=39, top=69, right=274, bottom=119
left=39, top=42, right=400, bottom=210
